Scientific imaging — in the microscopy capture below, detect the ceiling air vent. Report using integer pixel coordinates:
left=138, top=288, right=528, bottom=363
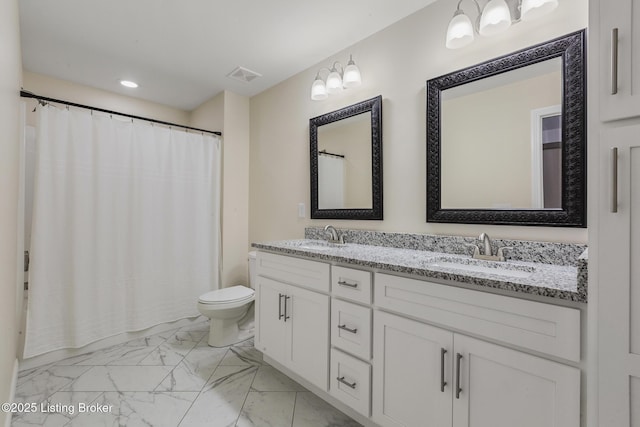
left=227, top=66, right=262, bottom=83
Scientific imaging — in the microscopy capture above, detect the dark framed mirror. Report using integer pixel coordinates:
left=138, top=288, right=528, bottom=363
left=426, top=30, right=586, bottom=227
left=310, top=95, right=383, bottom=220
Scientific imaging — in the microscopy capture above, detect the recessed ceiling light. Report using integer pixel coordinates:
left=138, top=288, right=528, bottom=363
left=120, top=80, right=138, bottom=88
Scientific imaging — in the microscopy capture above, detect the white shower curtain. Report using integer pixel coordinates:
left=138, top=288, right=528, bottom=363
left=24, top=105, right=221, bottom=358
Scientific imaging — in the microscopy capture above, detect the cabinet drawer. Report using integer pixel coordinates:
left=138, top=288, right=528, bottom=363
left=256, top=251, right=330, bottom=292
left=375, top=273, right=581, bottom=362
left=331, top=265, right=372, bottom=304
left=331, top=299, right=372, bottom=360
left=330, top=348, right=371, bottom=417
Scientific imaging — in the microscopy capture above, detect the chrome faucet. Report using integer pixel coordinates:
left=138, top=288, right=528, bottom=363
left=324, top=225, right=344, bottom=244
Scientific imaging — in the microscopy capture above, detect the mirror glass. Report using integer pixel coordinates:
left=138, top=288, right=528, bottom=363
left=310, top=95, right=382, bottom=220
left=317, top=112, right=372, bottom=209
left=441, top=58, right=562, bottom=210
left=426, top=30, right=586, bottom=227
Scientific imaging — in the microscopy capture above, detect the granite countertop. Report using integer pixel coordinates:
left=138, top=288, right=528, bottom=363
left=252, top=239, right=587, bottom=303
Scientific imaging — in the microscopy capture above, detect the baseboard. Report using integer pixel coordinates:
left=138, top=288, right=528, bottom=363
left=19, top=316, right=205, bottom=371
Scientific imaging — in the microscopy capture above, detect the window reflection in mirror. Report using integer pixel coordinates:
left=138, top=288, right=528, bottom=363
left=441, top=57, right=562, bottom=210
left=317, top=112, right=372, bottom=209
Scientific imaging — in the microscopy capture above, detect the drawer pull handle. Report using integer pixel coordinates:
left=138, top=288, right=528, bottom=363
left=278, top=293, right=284, bottom=320
left=284, top=295, right=291, bottom=322
left=440, top=348, right=447, bottom=392
left=455, top=353, right=463, bottom=399
left=338, top=280, right=358, bottom=289
left=337, top=376, right=357, bottom=389
left=611, top=147, right=618, bottom=213
left=611, top=28, right=619, bottom=95
left=338, top=324, right=358, bottom=334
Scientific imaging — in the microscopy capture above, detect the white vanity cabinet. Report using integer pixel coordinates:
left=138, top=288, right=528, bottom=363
left=254, top=251, right=582, bottom=427
left=254, top=252, right=331, bottom=391
left=329, top=265, right=374, bottom=418
left=595, top=0, right=640, bottom=121
left=372, top=311, right=580, bottom=427
left=372, top=273, right=581, bottom=427
left=372, top=310, right=453, bottom=427
left=452, top=334, right=580, bottom=427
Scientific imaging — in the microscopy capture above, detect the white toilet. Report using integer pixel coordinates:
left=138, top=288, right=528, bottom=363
left=197, top=252, right=257, bottom=347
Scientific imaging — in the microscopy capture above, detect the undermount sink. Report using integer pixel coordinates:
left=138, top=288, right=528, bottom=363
left=291, top=240, right=345, bottom=251
left=427, top=256, right=535, bottom=279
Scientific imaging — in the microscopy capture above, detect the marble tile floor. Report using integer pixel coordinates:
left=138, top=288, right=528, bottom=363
left=12, top=318, right=361, bottom=427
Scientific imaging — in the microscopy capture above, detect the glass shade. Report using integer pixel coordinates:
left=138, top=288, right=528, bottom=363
left=446, top=11, right=475, bottom=49
left=326, top=69, right=343, bottom=94
left=311, top=78, right=328, bottom=100
left=520, top=0, right=558, bottom=21
left=479, top=0, right=512, bottom=36
left=343, top=57, right=362, bottom=88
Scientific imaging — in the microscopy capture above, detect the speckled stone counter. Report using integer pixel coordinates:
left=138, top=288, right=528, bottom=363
left=251, top=239, right=587, bottom=303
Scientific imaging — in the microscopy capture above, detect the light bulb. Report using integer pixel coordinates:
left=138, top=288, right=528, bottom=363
left=343, top=56, right=362, bottom=88
left=446, top=10, right=475, bottom=49
left=479, top=0, right=512, bottom=36
left=326, top=68, right=343, bottom=94
left=311, top=75, right=328, bottom=101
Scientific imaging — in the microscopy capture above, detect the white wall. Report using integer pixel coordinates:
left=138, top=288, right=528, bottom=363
left=249, top=0, right=588, bottom=245
left=191, top=91, right=251, bottom=286
left=0, top=0, right=22, bottom=424
left=23, top=72, right=190, bottom=126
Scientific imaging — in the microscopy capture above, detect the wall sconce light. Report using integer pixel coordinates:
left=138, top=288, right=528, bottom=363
left=445, top=0, right=558, bottom=49
left=311, top=54, right=362, bottom=101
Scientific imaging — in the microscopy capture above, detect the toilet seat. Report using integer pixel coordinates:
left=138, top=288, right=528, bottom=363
left=198, top=285, right=255, bottom=305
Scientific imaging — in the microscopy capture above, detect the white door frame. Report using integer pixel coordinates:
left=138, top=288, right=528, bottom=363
left=530, top=105, right=561, bottom=209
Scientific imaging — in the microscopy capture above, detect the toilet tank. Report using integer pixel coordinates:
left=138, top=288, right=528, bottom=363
left=248, top=251, right=257, bottom=289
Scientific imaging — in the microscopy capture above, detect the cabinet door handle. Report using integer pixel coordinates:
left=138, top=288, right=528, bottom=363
left=611, top=28, right=619, bottom=95
left=337, top=324, right=358, bottom=334
left=338, top=280, right=358, bottom=289
left=284, top=295, right=291, bottom=322
left=440, top=348, right=447, bottom=392
left=278, top=293, right=284, bottom=320
left=455, top=353, right=463, bottom=399
left=337, top=376, right=357, bottom=389
left=611, top=147, right=618, bottom=213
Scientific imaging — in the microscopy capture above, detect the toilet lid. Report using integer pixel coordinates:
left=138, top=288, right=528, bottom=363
left=199, top=285, right=254, bottom=304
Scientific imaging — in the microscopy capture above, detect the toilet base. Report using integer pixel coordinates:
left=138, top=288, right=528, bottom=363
left=205, top=304, right=255, bottom=347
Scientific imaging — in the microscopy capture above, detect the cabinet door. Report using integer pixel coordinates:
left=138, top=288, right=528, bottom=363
left=286, top=285, right=330, bottom=391
left=597, top=0, right=640, bottom=121
left=452, top=334, right=580, bottom=427
left=372, top=311, right=453, bottom=427
left=598, top=126, right=640, bottom=426
left=255, top=276, right=287, bottom=365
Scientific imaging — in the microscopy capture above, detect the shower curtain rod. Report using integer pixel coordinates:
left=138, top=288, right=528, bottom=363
left=319, top=149, right=345, bottom=158
left=20, top=90, right=222, bottom=136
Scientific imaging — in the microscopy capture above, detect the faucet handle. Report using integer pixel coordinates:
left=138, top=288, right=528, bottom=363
left=496, top=247, right=513, bottom=261
left=464, top=243, right=480, bottom=258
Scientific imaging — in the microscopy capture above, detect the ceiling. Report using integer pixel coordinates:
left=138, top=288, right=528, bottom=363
left=19, top=0, right=437, bottom=111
